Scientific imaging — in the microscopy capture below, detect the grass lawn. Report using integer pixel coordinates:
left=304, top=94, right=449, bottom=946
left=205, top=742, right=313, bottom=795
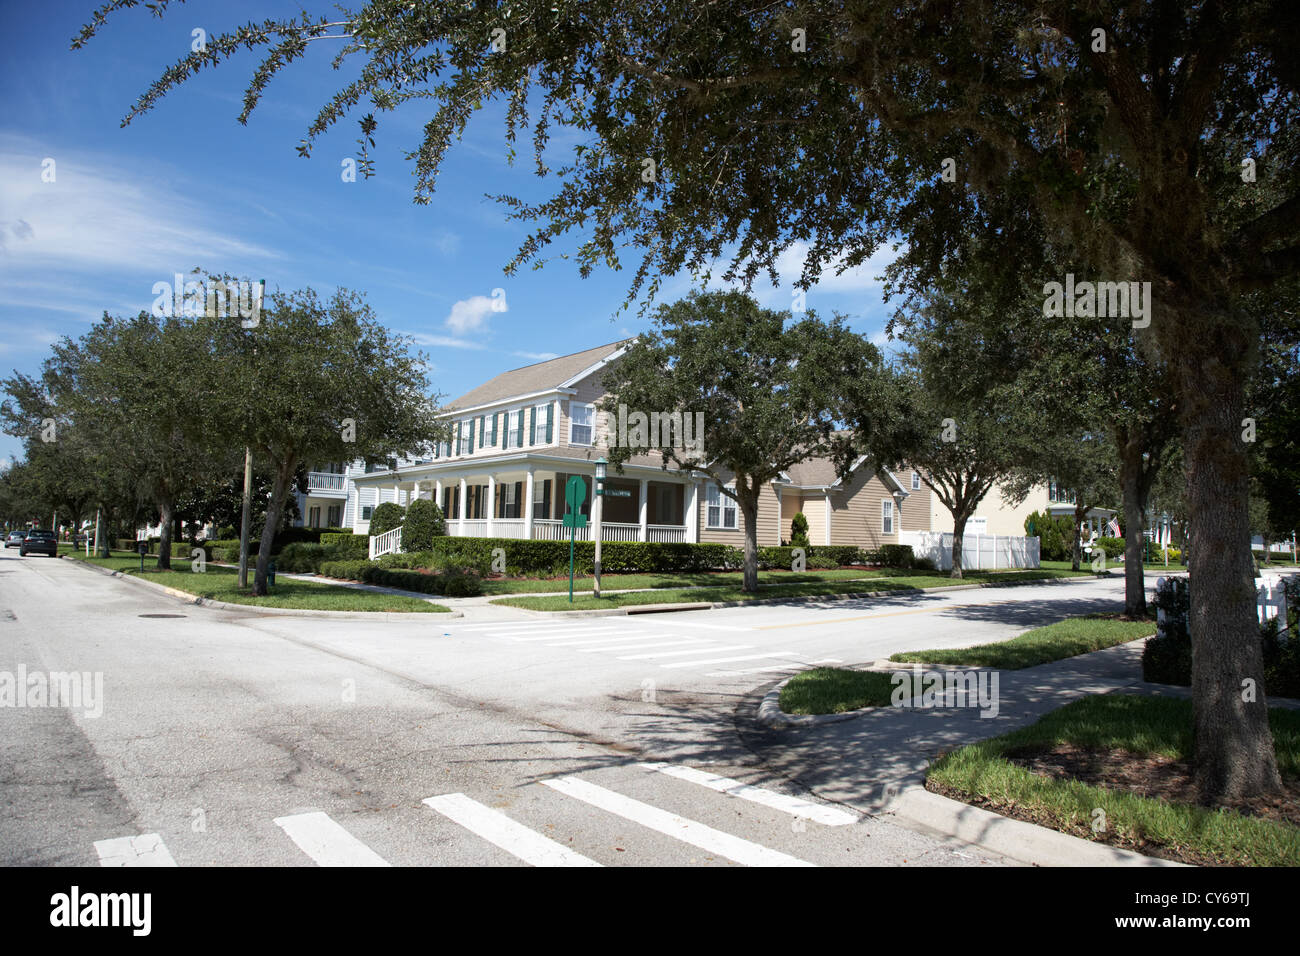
left=889, top=614, right=1157, bottom=670
left=778, top=668, right=899, bottom=715
left=490, top=567, right=1090, bottom=611
left=66, top=551, right=446, bottom=613
left=927, top=694, right=1300, bottom=866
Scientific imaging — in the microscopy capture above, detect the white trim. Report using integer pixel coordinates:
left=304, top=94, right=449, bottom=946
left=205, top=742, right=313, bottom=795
left=568, top=401, right=596, bottom=446
left=705, top=482, right=738, bottom=530
left=558, top=343, right=631, bottom=388
left=824, top=495, right=831, bottom=546
left=882, top=497, right=895, bottom=535
left=441, top=387, right=576, bottom=418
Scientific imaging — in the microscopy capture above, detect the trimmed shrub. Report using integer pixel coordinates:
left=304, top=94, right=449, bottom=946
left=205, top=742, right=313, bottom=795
left=755, top=545, right=861, bottom=570
left=402, top=499, right=446, bottom=552
left=320, top=532, right=369, bottom=560
left=369, top=502, right=405, bottom=537
left=424, top=538, right=742, bottom=576
left=877, top=544, right=915, bottom=569
left=275, top=542, right=329, bottom=573
left=913, top=556, right=938, bottom=572
left=1094, top=536, right=1126, bottom=559
left=319, top=559, right=370, bottom=581
left=316, top=559, right=482, bottom=597
left=790, top=512, right=810, bottom=548
left=1025, top=510, right=1074, bottom=561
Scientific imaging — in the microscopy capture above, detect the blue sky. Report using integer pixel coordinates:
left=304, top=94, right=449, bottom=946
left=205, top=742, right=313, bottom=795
left=0, top=0, right=899, bottom=466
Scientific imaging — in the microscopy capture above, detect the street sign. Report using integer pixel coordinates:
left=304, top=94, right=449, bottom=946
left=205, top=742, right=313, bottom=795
left=598, top=489, right=632, bottom=497
left=562, top=475, right=588, bottom=603
left=565, top=475, right=587, bottom=510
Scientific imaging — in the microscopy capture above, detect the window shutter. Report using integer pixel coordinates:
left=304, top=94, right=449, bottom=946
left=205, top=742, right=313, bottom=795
left=455, top=421, right=462, bottom=455
left=529, top=407, right=537, bottom=446
left=467, top=419, right=474, bottom=455
left=545, top=403, right=553, bottom=443
left=514, top=482, right=523, bottom=519
left=491, top=412, right=499, bottom=446
left=479, top=416, right=485, bottom=446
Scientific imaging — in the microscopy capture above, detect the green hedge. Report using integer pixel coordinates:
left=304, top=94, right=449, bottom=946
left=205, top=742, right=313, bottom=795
left=317, top=559, right=483, bottom=597
left=420, top=538, right=744, bottom=576
left=402, top=499, right=446, bottom=552
left=754, top=545, right=862, bottom=570
left=320, top=532, right=369, bottom=559
left=874, top=544, right=915, bottom=568
left=369, top=503, right=405, bottom=537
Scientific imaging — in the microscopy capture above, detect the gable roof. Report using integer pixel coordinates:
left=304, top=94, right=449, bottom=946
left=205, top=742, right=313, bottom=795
left=443, top=341, right=630, bottom=411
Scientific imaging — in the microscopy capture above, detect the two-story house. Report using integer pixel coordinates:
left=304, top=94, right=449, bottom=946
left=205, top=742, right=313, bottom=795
left=342, top=341, right=947, bottom=555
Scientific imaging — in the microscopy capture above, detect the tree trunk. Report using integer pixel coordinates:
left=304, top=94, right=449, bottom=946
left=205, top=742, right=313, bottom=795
left=950, top=512, right=967, bottom=579
left=1119, top=447, right=1145, bottom=616
left=1183, top=370, right=1282, bottom=802
left=738, top=481, right=760, bottom=593
left=253, top=462, right=295, bottom=596
left=155, top=497, right=173, bottom=571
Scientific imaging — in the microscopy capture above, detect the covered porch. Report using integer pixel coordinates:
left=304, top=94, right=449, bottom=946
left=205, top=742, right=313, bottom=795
left=352, top=459, right=698, bottom=554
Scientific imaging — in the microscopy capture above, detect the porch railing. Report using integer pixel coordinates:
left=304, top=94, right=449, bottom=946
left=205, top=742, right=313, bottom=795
left=369, top=525, right=403, bottom=559
left=307, top=471, right=346, bottom=492
left=647, top=524, right=687, bottom=543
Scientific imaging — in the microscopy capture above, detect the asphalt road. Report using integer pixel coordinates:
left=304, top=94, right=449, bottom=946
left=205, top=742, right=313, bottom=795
left=0, top=552, right=1138, bottom=867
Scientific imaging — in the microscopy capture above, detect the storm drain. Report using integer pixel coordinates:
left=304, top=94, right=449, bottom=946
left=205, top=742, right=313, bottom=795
left=137, top=613, right=187, bottom=619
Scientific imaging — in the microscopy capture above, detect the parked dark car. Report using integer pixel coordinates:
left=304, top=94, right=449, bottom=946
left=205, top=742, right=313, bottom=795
left=19, top=530, right=57, bottom=557
left=4, top=531, right=25, bottom=549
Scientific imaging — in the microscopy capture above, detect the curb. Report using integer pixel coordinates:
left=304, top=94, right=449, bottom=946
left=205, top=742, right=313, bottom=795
left=883, top=786, right=1185, bottom=867
left=750, top=677, right=1183, bottom=866
left=495, top=571, right=1109, bottom=618
left=60, top=556, right=463, bottom=621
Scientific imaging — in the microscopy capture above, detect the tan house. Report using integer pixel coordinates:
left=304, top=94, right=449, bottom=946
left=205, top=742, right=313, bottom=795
left=349, top=342, right=941, bottom=554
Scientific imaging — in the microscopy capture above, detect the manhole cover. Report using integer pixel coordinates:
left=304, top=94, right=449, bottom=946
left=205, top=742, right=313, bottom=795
left=138, top=613, right=187, bottom=618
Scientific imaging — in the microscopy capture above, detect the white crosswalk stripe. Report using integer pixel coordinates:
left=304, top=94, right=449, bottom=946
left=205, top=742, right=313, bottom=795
left=274, top=811, right=391, bottom=867
left=541, top=776, right=815, bottom=867
left=423, top=794, right=601, bottom=867
left=94, top=833, right=177, bottom=867
left=638, top=763, right=858, bottom=825
left=660, top=651, right=800, bottom=669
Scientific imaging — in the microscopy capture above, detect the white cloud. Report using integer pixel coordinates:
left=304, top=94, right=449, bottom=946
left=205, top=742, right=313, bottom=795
left=0, top=138, right=279, bottom=274
left=408, top=333, right=486, bottom=350
left=444, top=294, right=505, bottom=335
left=512, top=350, right=559, bottom=362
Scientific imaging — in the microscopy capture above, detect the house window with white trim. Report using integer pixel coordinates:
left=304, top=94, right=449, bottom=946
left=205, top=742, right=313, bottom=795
left=706, top=483, right=738, bottom=529
left=569, top=402, right=594, bottom=446
left=882, top=498, right=894, bottom=535
left=507, top=409, right=522, bottom=448
left=911, top=471, right=921, bottom=490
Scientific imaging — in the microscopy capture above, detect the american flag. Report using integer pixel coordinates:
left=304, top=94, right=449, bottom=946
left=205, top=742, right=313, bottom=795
left=1107, top=517, right=1121, bottom=536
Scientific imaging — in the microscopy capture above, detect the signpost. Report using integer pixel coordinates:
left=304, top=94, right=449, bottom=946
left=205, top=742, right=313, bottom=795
left=562, top=476, right=588, bottom=603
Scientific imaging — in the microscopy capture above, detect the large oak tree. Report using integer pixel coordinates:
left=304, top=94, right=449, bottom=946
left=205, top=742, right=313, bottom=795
left=80, top=0, right=1300, bottom=801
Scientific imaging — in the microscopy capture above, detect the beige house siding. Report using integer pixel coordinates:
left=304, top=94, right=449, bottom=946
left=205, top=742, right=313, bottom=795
left=829, top=470, right=901, bottom=550
left=697, top=479, right=780, bottom=546
left=802, top=492, right=829, bottom=545
left=928, top=479, right=1040, bottom=536
left=780, top=491, right=804, bottom=544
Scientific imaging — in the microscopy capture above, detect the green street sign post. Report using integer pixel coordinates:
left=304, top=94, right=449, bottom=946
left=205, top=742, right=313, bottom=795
left=563, top=476, right=588, bottom=603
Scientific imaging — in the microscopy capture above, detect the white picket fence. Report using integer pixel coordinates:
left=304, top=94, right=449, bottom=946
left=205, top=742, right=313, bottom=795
left=899, top=531, right=1040, bottom=571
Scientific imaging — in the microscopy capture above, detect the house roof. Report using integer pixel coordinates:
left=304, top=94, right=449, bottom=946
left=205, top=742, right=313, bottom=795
left=443, top=341, right=630, bottom=411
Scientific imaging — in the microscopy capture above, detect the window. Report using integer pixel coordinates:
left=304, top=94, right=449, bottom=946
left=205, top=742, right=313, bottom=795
left=507, top=409, right=522, bottom=448
left=570, top=402, right=594, bottom=445
left=882, top=499, right=894, bottom=534
left=911, top=471, right=921, bottom=490
left=706, top=484, right=738, bottom=529
left=361, top=506, right=373, bottom=520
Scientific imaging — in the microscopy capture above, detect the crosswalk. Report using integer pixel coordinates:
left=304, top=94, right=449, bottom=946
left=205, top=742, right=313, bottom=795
left=451, top=619, right=842, bottom=677
left=94, top=761, right=863, bottom=868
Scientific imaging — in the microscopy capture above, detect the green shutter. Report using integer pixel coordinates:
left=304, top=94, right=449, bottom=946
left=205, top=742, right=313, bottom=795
left=479, top=416, right=485, bottom=446
left=467, top=419, right=474, bottom=454
left=529, top=407, right=536, bottom=445
left=492, top=412, right=499, bottom=446
left=545, top=403, right=553, bottom=443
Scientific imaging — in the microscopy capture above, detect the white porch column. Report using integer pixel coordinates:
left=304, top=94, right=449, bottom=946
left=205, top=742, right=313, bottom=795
left=524, top=468, right=535, bottom=540
left=393, top=482, right=400, bottom=507
left=775, top=484, right=783, bottom=545
left=351, top=483, right=361, bottom=531
left=686, top=481, right=699, bottom=543
left=458, top=478, right=467, bottom=535
left=486, top=474, right=496, bottom=537
left=434, top=479, right=443, bottom=511
left=638, top=478, right=648, bottom=542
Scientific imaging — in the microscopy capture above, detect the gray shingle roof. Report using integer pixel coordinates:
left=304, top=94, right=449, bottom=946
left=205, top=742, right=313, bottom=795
left=443, top=341, right=630, bottom=410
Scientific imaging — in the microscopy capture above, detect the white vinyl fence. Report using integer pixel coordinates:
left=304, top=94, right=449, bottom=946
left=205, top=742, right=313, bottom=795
left=899, top=531, right=1041, bottom=571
